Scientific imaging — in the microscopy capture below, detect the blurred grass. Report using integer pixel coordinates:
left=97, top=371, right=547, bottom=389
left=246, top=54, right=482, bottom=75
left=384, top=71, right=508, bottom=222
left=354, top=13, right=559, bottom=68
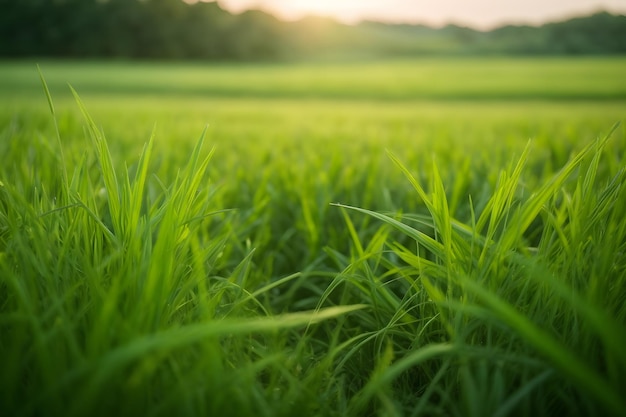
left=1, top=57, right=626, bottom=100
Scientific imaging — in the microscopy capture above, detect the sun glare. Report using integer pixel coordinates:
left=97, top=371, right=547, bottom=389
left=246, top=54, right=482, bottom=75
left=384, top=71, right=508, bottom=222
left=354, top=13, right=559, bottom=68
left=219, top=0, right=626, bottom=28
left=268, top=0, right=379, bottom=21
left=219, top=0, right=386, bottom=23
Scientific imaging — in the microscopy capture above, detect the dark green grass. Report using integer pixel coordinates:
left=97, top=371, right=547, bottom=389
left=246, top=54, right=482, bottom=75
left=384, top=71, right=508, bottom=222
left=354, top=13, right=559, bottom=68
left=0, top=61, right=625, bottom=416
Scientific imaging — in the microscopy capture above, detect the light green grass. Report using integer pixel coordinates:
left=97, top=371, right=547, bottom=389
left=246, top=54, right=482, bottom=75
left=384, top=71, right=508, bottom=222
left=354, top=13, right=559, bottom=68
left=1, top=59, right=625, bottom=416
left=1, top=57, right=626, bottom=100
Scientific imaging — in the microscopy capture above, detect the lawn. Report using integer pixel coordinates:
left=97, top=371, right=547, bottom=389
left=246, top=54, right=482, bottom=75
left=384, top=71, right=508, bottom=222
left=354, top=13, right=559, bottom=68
left=1, top=57, right=625, bottom=416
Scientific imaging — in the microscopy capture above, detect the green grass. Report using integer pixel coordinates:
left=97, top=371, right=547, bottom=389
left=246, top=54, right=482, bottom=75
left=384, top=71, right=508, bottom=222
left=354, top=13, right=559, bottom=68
left=2, top=57, right=626, bottom=100
left=1, top=58, right=626, bottom=416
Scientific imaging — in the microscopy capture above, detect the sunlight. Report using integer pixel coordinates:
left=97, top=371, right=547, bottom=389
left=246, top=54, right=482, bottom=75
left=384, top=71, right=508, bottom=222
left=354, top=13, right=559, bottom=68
left=218, top=0, right=384, bottom=22
left=219, top=0, right=626, bottom=28
left=264, top=0, right=382, bottom=22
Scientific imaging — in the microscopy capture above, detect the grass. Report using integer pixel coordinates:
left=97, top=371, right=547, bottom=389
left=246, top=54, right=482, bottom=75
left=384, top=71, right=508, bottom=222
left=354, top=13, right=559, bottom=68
left=2, top=57, right=626, bottom=100
left=1, top=58, right=625, bottom=416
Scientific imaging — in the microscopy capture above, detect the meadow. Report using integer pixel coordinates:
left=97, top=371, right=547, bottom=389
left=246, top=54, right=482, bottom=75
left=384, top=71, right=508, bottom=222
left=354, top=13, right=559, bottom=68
left=1, top=57, right=626, bottom=416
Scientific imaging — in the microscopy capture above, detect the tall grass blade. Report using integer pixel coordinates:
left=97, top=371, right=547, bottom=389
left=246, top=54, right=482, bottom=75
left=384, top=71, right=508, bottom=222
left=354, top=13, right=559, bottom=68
left=460, top=276, right=626, bottom=417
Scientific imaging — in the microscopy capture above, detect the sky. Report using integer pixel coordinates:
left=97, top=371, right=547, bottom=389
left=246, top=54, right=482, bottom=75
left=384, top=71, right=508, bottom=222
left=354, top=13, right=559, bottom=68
left=217, top=0, right=626, bottom=29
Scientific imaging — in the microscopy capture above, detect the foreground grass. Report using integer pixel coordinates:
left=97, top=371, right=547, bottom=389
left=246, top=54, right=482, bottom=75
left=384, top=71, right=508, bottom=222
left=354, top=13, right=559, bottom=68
left=1, top=63, right=626, bottom=416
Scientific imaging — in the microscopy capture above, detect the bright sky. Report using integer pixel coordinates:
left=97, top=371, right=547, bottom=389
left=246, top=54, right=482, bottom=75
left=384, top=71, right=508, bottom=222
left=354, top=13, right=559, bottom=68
left=217, top=0, right=626, bottom=29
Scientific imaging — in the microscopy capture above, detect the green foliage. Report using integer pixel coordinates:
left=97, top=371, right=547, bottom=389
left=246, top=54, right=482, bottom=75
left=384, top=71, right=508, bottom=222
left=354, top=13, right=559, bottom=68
left=0, top=1, right=625, bottom=60
left=333, top=130, right=626, bottom=415
left=0, top=60, right=625, bottom=416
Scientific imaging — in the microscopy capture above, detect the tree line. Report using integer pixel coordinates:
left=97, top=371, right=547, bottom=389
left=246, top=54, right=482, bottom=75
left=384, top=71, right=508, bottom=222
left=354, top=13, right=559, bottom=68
left=1, top=0, right=625, bottom=60
left=0, top=0, right=291, bottom=60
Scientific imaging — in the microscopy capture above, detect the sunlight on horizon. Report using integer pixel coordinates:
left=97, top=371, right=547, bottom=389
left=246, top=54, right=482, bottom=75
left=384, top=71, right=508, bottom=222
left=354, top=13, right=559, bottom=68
left=217, top=0, right=626, bottom=28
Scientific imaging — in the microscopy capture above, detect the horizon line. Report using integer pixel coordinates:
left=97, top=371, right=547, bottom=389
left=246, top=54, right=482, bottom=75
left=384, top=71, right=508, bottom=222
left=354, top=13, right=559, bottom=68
left=214, top=1, right=626, bottom=31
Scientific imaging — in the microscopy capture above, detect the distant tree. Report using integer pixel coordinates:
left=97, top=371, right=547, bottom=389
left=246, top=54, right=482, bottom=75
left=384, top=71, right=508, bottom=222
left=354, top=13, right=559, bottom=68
left=543, top=12, right=626, bottom=54
left=225, top=10, right=287, bottom=60
left=0, top=2, right=624, bottom=59
left=182, top=1, right=233, bottom=59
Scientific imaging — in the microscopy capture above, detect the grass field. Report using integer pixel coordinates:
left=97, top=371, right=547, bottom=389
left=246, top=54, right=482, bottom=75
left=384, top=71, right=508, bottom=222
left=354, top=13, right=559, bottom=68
left=1, top=58, right=626, bottom=416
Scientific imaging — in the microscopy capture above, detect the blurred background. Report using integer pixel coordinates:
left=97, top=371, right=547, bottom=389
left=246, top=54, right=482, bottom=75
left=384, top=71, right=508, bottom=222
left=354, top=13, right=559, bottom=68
left=1, top=0, right=625, bottom=61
